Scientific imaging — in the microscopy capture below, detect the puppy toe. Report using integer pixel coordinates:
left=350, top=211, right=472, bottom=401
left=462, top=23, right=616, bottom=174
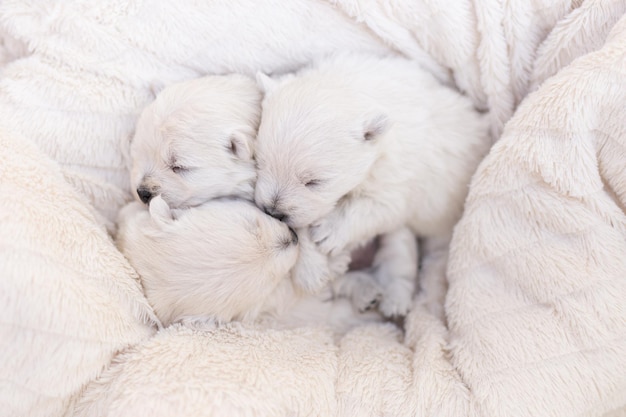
left=378, top=290, right=413, bottom=318
left=309, top=222, right=329, bottom=247
left=351, top=276, right=384, bottom=313
left=359, top=293, right=382, bottom=313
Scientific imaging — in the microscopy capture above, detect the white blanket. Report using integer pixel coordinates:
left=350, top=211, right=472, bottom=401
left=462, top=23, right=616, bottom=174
left=1, top=1, right=625, bottom=416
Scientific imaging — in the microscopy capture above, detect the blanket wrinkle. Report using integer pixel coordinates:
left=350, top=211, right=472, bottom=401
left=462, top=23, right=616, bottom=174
left=530, top=0, right=626, bottom=92
left=446, top=12, right=626, bottom=417
left=329, top=0, right=575, bottom=138
left=1, top=1, right=626, bottom=417
left=0, top=129, right=157, bottom=417
left=73, top=325, right=340, bottom=417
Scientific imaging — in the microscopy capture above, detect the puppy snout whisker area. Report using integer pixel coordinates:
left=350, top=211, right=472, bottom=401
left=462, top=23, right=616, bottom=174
left=272, top=211, right=287, bottom=222
left=288, top=227, right=298, bottom=245
left=263, top=205, right=288, bottom=222
left=137, top=187, right=154, bottom=204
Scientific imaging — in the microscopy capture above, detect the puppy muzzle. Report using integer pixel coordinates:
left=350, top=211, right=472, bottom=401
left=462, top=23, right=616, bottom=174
left=263, top=205, right=288, bottom=222
left=137, top=187, right=154, bottom=204
left=288, top=227, right=298, bottom=245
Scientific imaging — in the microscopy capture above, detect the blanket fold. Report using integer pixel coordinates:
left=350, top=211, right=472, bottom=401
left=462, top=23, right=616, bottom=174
left=0, top=129, right=156, bottom=417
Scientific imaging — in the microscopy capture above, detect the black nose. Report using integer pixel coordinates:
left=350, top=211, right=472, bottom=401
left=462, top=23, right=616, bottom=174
left=137, top=187, right=153, bottom=204
left=288, top=227, right=298, bottom=245
left=263, top=205, right=287, bottom=222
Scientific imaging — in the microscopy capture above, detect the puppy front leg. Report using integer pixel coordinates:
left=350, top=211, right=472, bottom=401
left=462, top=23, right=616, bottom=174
left=291, top=228, right=349, bottom=294
left=310, top=192, right=405, bottom=256
left=373, top=227, right=419, bottom=317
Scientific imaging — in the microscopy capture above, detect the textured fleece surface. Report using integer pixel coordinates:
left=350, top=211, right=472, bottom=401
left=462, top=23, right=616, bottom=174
left=0, top=1, right=625, bottom=416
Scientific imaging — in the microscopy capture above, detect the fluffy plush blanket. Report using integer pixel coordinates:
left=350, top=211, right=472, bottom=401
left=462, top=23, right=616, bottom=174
left=1, top=1, right=625, bottom=416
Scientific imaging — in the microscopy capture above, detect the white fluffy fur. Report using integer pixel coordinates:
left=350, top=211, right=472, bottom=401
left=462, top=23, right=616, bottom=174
left=116, top=196, right=381, bottom=332
left=128, top=70, right=418, bottom=316
left=116, top=196, right=299, bottom=326
left=255, top=54, right=490, bottom=253
left=130, top=75, right=260, bottom=208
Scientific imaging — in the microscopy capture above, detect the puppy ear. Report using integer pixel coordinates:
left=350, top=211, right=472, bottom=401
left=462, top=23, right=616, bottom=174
left=229, top=131, right=254, bottom=160
left=363, top=114, right=390, bottom=141
left=149, top=195, right=174, bottom=225
left=256, top=72, right=277, bottom=94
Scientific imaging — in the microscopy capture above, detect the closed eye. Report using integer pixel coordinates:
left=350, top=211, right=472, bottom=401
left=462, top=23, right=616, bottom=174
left=304, top=179, right=321, bottom=188
left=168, top=153, right=188, bottom=174
left=228, top=140, right=237, bottom=155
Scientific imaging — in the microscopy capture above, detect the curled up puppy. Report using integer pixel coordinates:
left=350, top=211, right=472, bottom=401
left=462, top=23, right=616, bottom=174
left=117, top=196, right=298, bottom=326
left=254, top=54, right=491, bottom=316
left=116, top=196, right=383, bottom=333
left=130, top=74, right=261, bottom=208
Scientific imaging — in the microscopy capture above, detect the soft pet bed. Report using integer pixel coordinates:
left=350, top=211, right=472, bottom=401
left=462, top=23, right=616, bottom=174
left=1, top=1, right=625, bottom=416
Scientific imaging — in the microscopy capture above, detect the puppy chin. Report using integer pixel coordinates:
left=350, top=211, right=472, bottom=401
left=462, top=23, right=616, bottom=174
left=162, top=192, right=225, bottom=210
left=160, top=195, right=192, bottom=209
left=160, top=176, right=256, bottom=209
left=158, top=188, right=198, bottom=209
left=117, top=201, right=147, bottom=223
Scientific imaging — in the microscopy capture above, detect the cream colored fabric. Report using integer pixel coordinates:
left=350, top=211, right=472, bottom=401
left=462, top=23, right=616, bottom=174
left=1, top=1, right=625, bottom=416
left=0, top=130, right=157, bottom=417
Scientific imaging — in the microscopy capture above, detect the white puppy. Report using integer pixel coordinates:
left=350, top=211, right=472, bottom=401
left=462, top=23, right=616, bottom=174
left=116, top=196, right=382, bottom=332
left=130, top=75, right=261, bottom=208
left=254, top=54, right=490, bottom=313
left=116, top=196, right=299, bottom=326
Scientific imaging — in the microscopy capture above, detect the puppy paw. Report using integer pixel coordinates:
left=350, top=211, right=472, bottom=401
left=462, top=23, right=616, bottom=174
left=342, top=271, right=384, bottom=313
left=292, top=228, right=335, bottom=293
left=292, top=248, right=332, bottom=294
left=378, top=287, right=413, bottom=318
left=353, top=278, right=383, bottom=313
left=310, top=212, right=350, bottom=255
left=328, top=250, right=351, bottom=278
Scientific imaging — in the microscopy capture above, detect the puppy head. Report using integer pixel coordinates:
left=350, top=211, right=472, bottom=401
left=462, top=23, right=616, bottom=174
left=254, top=72, right=390, bottom=228
left=116, top=196, right=299, bottom=326
left=130, top=75, right=261, bottom=208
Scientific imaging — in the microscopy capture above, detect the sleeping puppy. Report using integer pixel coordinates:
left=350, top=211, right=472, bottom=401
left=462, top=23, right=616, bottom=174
left=116, top=196, right=382, bottom=332
left=254, top=54, right=490, bottom=315
left=116, top=196, right=299, bottom=326
left=255, top=53, right=489, bottom=251
left=130, top=75, right=261, bottom=208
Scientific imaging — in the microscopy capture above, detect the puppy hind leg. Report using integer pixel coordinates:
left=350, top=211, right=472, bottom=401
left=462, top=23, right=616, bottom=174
left=414, top=235, right=450, bottom=322
left=373, top=227, right=419, bottom=318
